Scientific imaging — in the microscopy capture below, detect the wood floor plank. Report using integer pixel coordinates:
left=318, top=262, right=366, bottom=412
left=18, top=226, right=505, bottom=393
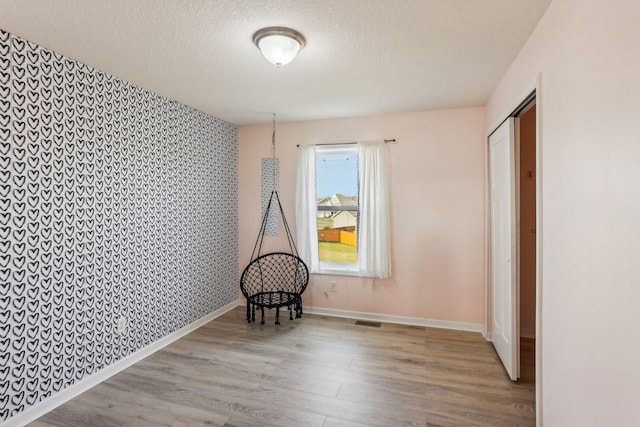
left=104, top=369, right=327, bottom=427
left=271, top=358, right=430, bottom=397
left=247, top=384, right=429, bottom=427
left=144, top=350, right=343, bottom=399
left=70, top=385, right=231, bottom=427
left=30, top=307, right=535, bottom=427
left=323, top=417, right=384, bottom=427
left=336, top=382, right=427, bottom=409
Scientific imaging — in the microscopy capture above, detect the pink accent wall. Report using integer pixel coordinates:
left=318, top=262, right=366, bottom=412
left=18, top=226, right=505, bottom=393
left=487, top=0, right=640, bottom=425
left=239, top=108, right=486, bottom=324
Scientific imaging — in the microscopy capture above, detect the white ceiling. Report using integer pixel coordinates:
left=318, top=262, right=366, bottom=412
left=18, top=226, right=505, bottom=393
left=0, top=0, right=551, bottom=126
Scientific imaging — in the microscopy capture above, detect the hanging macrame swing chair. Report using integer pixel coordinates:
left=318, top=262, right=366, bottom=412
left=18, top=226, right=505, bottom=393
left=240, top=190, right=309, bottom=325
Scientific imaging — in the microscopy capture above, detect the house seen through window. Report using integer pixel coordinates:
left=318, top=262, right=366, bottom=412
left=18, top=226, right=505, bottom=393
left=316, top=145, right=359, bottom=266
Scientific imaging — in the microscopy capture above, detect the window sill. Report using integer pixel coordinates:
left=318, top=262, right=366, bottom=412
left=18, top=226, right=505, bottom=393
left=315, top=263, right=360, bottom=277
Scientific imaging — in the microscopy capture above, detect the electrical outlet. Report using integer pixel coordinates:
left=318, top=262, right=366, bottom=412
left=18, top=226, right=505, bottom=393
left=330, top=281, right=337, bottom=292
left=117, top=317, right=127, bottom=334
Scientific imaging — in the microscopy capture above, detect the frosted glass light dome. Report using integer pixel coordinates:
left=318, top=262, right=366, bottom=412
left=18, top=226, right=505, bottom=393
left=253, top=27, right=306, bottom=67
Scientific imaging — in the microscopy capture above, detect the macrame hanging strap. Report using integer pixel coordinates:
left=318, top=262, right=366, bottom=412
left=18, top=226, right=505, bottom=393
left=249, top=190, right=299, bottom=261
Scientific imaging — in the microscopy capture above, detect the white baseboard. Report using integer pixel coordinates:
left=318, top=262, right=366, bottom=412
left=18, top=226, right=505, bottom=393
left=303, top=305, right=483, bottom=333
left=483, top=330, right=535, bottom=342
left=2, top=299, right=241, bottom=427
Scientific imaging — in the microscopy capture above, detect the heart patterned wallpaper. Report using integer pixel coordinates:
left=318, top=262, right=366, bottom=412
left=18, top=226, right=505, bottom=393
left=261, top=157, right=279, bottom=237
left=0, top=29, right=238, bottom=422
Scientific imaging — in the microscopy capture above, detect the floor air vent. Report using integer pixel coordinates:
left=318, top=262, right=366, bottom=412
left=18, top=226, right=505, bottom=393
left=354, top=320, right=381, bottom=327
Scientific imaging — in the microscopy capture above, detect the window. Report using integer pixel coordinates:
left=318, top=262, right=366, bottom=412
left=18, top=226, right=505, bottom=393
left=316, top=145, right=359, bottom=272
left=296, top=141, right=391, bottom=278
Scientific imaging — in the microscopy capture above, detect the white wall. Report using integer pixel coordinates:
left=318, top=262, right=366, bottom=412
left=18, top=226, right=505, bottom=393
left=487, top=0, right=640, bottom=425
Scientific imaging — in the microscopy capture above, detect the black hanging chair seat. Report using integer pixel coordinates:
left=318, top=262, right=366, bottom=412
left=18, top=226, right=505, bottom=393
left=240, top=191, right=309, bottom=325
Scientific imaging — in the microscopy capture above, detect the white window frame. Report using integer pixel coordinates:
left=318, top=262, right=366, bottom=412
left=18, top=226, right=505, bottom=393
left=316, top=145, right=360, bottom=275
left=296, top=141, right=391, bottom=279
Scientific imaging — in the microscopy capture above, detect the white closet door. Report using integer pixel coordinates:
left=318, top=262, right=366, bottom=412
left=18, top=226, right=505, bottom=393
left=489, top=117, right=518, bottom=381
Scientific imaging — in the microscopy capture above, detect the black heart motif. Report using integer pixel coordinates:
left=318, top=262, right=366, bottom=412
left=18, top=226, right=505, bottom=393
left=27, top=273, right=39, bottom=286
left=26, top=352, right=39, bottom=366
left=63, top=309, right=74, bottom=323
left=0, top=84, right=7, bottom=100
left=40, top=48, right=52, bottom=61
left=39, top=289, right=51, bottom=303
left=0, top=61, right=8, bottom=83
left=40, top=303, right=52, bottom=316
left=12, top=295, right=32, bottom=315
left=39, top=378, right=51, bottom=392
left=40, top=351, right=51, bottom=365
left=12, top=310, right=26, bottom=324
left=0, top=141, right=9, bottom=155
left=13, top=90, right=26, bottom=106
left=26, top=334, right=38, bottom=349
left=26, top=196, right=38, bottom=209
left=52, top=336, right=62, bottom=350
left=10, top=377, right=25, bottom=394
left=0, top=269, right=9, bottom=285
left=11, top=37, right=26, bottom=51
left=63, top=345, right=73, bottom=359
left=28, top=368, right=41, bottom=388
left=52, top=123, right=63, bottom=137
left=12, top=269, right=26, bottom=283
left=38, top=374, right=51, bottom=393
left=26, top=287, right=38, bottom=301
left=27, top=63, right=39, bottom=78
left=12, top=78, right=26, bottom=91
left=0, top=38, right=8, bottom=56
left=13, top=134, right=26, bottom=148
left=12, top=256, right=25, bottom=270
left=11, top=391, right=25, bottom=407
left=27, top=49, right=38, bottom=63
left=26, top=392, right=38, bottom=406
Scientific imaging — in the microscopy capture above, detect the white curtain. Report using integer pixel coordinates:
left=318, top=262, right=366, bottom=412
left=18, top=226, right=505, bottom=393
left=358, top=140, right=391, bottom=278
left=295, top=144, right=320, bottom=273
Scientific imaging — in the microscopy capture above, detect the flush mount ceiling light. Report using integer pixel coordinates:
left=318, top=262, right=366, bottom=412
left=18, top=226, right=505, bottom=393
left=253, top=27, right=306, bottom=67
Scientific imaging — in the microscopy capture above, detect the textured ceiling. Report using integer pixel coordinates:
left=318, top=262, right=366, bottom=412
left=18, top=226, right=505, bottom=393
left=0, top=0, right=551, bottom=126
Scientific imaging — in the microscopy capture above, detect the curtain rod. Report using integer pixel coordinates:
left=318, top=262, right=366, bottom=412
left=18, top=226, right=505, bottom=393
left=296, top=139, right=396, bottom=148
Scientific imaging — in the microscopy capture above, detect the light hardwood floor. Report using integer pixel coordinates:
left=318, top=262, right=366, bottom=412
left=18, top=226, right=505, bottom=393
left=30, top=307, right=535, bottom=427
